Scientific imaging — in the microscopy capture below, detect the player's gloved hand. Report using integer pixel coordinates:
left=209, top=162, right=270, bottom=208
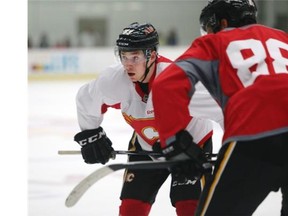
left=151, top=141, right=165, bottom=160
left=161, top=130, right=212, bottom=180
left=74, top=127, right=114, bottom=164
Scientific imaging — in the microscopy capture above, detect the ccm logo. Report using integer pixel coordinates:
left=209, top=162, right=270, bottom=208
left=162, top=145, right=174, bottom=155
left=78, top=131, right=105, bottom=146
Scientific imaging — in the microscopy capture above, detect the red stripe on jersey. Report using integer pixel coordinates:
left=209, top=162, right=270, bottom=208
left=101, top=103, right=121, bottom=114
left=198, top=130, right=213, bottom=147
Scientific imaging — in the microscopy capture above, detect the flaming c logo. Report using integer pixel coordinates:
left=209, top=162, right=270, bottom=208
left=142, top=127, right=159, bottom=140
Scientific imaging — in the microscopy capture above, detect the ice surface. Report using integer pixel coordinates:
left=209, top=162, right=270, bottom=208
left=28, top=80, right=282, bottom=216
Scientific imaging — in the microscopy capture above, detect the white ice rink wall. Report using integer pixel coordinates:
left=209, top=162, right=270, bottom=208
left=28, top=46, right=188, bottom=79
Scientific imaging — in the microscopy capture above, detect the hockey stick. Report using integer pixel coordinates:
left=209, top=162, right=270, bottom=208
left=65, top=159, right=182, bottom=207
left=58, top=150, right=162, bottom=157
left=65, top=155, right=217, bottom=207
left=58, top=150, right=217, bottom=158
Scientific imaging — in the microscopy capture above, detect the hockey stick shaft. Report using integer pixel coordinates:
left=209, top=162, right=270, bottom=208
left=58, top=150, right=162, bottom=156
left=58, top=150, right=217, bottom=158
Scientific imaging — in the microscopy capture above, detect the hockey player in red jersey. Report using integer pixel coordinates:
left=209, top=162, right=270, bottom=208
left=73, top=22, right=222, bottom=215
left=152, top=0, right=288, bottom=215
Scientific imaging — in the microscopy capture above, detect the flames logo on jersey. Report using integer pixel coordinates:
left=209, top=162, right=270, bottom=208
left=122, top=112, right=159, bottom=145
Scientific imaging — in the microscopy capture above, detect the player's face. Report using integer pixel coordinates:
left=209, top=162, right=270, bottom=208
left=120, top=50, right=148, bottom=82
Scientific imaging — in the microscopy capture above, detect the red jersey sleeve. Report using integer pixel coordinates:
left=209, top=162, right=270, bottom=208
left=152, top=63, right=192, bottom=147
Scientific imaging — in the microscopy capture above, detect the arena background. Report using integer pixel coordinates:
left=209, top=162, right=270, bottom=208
left=26, top=1, right=287, bottom=215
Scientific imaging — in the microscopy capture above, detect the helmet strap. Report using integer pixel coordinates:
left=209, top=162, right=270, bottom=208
left=139, top=58, right=156, bottom=83
left=138, top=49, right=157, bottom=83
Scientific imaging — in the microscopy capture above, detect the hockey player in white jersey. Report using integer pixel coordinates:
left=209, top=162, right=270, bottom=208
left=73, top=22, right=222, bottom=216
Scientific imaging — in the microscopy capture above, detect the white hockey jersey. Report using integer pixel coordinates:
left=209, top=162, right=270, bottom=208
left=76, top=56, right=223, bottom=151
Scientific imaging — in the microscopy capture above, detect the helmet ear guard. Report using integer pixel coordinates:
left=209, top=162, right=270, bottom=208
left=200, top=0, right=257, bottom=34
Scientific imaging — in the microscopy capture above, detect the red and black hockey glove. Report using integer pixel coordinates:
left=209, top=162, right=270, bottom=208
left=161, top=130, right=212, bottom=180
left=74, top=127, right=114, bottom=164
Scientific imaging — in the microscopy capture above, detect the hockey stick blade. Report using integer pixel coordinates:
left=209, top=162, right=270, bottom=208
left=65, top=160, right=179, bottom=207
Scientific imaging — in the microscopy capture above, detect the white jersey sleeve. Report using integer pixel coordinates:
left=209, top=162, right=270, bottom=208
left=76, top=64, right=129, bottom=131
left=76, top=79, right=105, bottom=130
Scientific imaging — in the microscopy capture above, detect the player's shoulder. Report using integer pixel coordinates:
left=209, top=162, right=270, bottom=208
left=156, top=55, right=172, bottom=74
left=157, top=55, right=172, bottom=63
left=178, top=34, right=219, bottom=61
left=98, top=63, right=130, bottom=84
left=247, top=24, right=288, bottom=39
left=97, top=63, right=132, bottom=95
left=99, top=63, right=124, bottom=79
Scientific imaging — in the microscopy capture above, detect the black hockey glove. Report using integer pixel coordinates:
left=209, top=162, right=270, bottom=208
left=151, top=140, right=165, bottom=159
left=74, top=127, right=114, bottom=164
left=162, top=130, right=212, bottom=180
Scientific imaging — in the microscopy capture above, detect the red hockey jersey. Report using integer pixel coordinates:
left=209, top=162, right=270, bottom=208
left=152, top=24, right=288, bottom=146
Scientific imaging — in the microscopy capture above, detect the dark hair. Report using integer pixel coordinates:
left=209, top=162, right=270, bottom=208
left=200, top=0, right=257, bottom=33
